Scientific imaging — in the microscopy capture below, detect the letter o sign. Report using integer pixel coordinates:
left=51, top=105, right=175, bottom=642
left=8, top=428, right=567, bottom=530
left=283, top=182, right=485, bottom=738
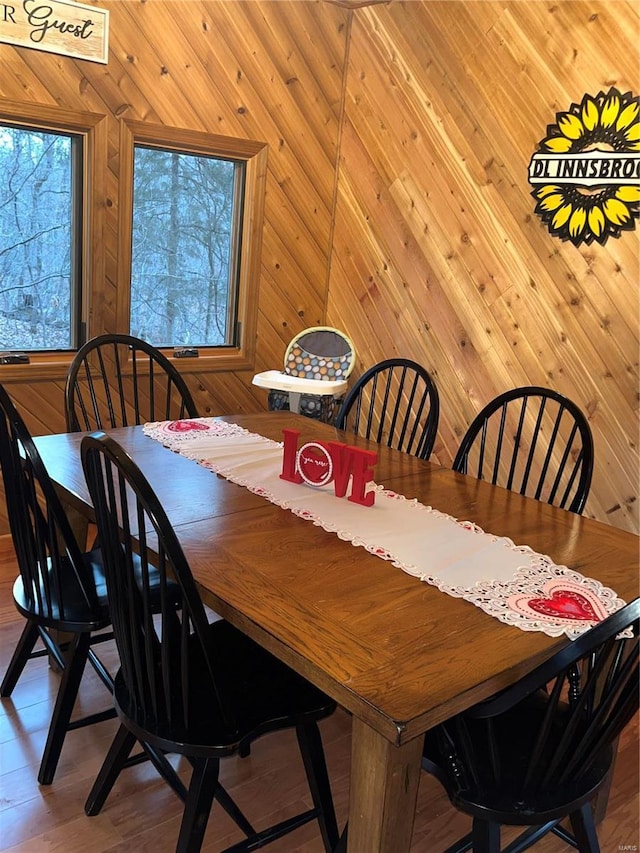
left=296, top=441, right=333, bottom=487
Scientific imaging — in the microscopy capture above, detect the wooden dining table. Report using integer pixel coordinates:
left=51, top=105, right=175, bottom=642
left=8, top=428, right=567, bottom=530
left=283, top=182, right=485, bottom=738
left=34, top=411, right=639, bottom=853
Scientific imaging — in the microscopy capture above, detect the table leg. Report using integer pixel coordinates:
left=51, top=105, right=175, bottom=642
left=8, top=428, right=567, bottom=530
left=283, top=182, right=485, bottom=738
left=61, top=505, right=91, bottom=552
left=51, top=503, right=91, bottom=667
left=347, top=717, right=423, bottom=852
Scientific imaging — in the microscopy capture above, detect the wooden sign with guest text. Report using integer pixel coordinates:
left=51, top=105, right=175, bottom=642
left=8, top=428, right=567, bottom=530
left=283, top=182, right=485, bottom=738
left=0, top=0, right=109, bottom=64
left=280, top=428, right=378, bottom=507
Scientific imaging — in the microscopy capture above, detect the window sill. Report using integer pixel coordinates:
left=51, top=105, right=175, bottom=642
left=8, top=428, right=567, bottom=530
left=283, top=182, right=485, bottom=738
left=0, top=350, right=254, bottom=383
left=0, top=357, right=73, bottom=382
left=157, top=348, right=254, bottom=374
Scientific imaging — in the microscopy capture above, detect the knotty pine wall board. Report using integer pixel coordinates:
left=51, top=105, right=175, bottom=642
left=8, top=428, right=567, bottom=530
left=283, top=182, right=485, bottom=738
left=0, top=1, right=350, bottom=534
left=327, top=1, right=639, bottom=532
left=0, top=0, right=637, bottom=533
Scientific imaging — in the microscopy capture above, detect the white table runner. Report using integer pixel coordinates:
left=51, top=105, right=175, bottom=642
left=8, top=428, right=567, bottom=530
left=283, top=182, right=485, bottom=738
left=143, top=418, right=626, bottom=639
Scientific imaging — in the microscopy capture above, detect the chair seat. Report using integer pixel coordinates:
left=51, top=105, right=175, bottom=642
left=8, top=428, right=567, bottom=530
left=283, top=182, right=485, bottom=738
left=424, top=689, right=614, bottom=824
left=12, top=547, right=179, bottom=634
left=419, top=599, right=638, bottom=853
left=114, top=619, right=336, bottom=757
left=0, top=382, right=121, bottom=787
left=82, top=431, right=339, bottom=852
left=11, top=548, right=111, bottom=632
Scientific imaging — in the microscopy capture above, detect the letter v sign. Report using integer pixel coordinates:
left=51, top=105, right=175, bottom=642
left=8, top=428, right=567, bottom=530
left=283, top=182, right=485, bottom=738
left=328, top=442, right=377, bottom=506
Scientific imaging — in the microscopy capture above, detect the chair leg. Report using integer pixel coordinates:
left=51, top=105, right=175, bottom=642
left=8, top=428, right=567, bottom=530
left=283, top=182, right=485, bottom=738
left=87, top=645, right=115, bottom=692
left=85, top=724, right=138, bottom=815
left=551, top=823, right=581, bottom=847
left=296, top=721, right=339, bottom=852
left=443, top=831, right=473, bottom=853
left=472, top=818, right=501, bottom=853
left=142, top=743, right=189, bottom=801
left=213, top=782, right=256, bottom=837
left=176, top=757, right=220, bottom=853
left=0, top=620, right=40, bottom=696
left=569, top=802, right=601, bottom=853
left=38, top=632, right=90, bottom=785
left=333, top=823, right=348, bottom=853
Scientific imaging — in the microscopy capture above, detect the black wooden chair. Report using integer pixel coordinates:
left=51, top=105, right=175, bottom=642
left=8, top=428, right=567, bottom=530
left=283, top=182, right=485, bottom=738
left=80, top=431, right=340, bottom=853
left=334, top=358, right=440, bottom=460
left=65, top=333, right=199, bottom=432
left=453, top=386, right=594, bottom=513
left=421, top=597, right=639, bottom=853
left=0, top=383, right=116, bottom=785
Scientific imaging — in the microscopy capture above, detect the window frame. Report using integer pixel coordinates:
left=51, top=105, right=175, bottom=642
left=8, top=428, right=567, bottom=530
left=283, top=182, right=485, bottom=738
left=0, top=99, right=106, bottom=381
left=0, top=105, right=267, bottom=381
left=118, top=120, right=267, bottom=372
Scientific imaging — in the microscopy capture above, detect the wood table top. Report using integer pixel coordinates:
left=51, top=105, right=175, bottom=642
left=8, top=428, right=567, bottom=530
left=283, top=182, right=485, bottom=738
left=35, top=411, right=640, bottom=746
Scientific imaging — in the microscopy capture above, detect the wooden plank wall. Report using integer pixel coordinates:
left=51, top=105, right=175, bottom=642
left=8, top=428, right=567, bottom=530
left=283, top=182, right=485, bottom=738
left=0, top=0, right=638, bottom=535
left=327, top=0, right=640, bottom=533
left=0, top=0, right=349, bottom=380
left=0, top=1, right=350, bottom=531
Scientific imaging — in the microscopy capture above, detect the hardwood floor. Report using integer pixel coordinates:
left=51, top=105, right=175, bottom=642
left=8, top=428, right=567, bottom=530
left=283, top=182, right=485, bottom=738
left=0, top=535, right=637, bottom=852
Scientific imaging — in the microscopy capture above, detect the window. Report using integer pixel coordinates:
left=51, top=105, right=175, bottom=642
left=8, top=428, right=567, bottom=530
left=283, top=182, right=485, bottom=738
left=130, top=146, right=242, bottom=348
left=0, top=107, right=264, bottom=373
left=0, top=124, right=81, bottom=351
left=0, top=102, right=104, bottom=372
left=120, top=122, right=267, bottom=370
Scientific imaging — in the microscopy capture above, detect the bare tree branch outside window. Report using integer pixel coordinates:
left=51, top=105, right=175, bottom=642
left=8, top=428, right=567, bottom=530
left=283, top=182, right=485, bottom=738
left=0, top=125, right=75, bottom=350
left=130, top=146, right=240, bottom=348
left=0, top=127, right=244, bottom=352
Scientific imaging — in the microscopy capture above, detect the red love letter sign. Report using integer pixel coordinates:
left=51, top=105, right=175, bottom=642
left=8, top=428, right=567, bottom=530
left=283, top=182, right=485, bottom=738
left=327, top=442, right=377, bottom=505
left=280, top=430, right=377, bottom=506
left=346, top=447, right=378, bottom=506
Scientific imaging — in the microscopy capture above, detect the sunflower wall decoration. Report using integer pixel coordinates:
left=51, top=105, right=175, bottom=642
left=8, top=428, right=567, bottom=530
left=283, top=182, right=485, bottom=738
left=528, top=88, right=640, bottom=246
